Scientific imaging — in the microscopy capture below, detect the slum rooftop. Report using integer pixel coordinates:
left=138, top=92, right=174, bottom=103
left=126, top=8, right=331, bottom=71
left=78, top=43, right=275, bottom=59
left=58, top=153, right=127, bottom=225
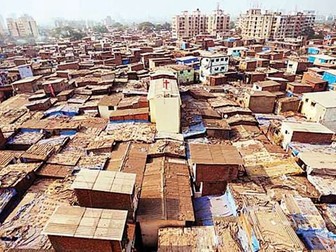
left=0, top=28, right=336, bottom=252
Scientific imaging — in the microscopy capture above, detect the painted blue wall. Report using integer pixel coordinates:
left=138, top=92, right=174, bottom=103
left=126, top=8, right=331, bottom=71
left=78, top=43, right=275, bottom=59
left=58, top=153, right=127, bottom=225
left=307, top=47, right=320, bottom=55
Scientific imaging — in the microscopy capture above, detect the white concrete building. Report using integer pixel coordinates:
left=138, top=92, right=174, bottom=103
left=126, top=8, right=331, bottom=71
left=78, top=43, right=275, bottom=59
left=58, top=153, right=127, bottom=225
left=200, top=54, right=229, bottom=82
left=280, top=121, right=334, bottom=149
left=207, top=9, right=230, bottom=36
left=147, top=78, right=181, bottom=133
left=227, top=47, right=248, bottom=57
left=301, top=91, right=336, bottom=122
left=7, top=15, right=39, bottom=38
left=0, top=15, right=6, bottom=36
left=172, top=8, right=230, bottom=38
left=237, top=9, right=315, bottom=40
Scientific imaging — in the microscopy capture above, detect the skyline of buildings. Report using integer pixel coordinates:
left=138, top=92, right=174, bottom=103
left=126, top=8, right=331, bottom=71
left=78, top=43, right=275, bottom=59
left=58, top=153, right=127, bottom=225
left=237, top=9, right=316, bottom=40
left=2, top=0, right=336, bottom=25
left=6, top=15, right=39, bottom=38
left=172, top=9, right=230, bottom=39
left=0, top=6, right=334, bottom=40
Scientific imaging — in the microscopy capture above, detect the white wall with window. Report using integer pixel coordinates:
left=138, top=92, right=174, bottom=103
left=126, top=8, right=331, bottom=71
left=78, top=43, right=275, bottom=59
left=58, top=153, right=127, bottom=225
left=200, top=55, right=229, bottom=82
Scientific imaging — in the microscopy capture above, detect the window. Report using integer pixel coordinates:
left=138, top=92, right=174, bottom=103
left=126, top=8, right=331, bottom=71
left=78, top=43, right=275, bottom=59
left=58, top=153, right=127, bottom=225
left=108, top=106, right=114, bottom=110
left=216, top=58, right=219, bottom=62
left=211, top=59, right=214, bottom=63
left=305, top=98, right=309, bottom=102
left=311, top=102, right=316, bottom=107
left=180, top=71, right=184, bottom=74
left=215, top=67, right=219, bottom=71
left=285, top=130, right=289, bottom=134
left=221, top=58, right=224, bottom=61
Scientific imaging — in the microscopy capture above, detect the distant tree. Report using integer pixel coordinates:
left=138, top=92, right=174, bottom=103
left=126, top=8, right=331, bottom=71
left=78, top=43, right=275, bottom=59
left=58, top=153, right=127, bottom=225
left=92, top=25, right=108, bottom=34
left=161, top=22, right=171, bottom=31
left=138, top=22, right=155, bottom=32
left=300, top=27, right=316, bottom=39
left=155, top=24, right=163, bottom=31
left=0, top=34, right=5, bottom=45
left=236, top=27, right=242, bottom=35
left=111, top=22, right=127, bottom=31
left=52, top=26, right=86, bottom=40
left=229, top=21, right=236, bottom=29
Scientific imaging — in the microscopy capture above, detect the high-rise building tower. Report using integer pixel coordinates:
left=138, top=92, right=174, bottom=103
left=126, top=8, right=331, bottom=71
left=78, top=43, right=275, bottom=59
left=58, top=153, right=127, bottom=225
left=172, top=8, right=230, bottom=39
left=237, top=9, right=315, bottom=40
left=0, top=15, right=6, bottom=35
left=7, top=15, right=39, bottom=38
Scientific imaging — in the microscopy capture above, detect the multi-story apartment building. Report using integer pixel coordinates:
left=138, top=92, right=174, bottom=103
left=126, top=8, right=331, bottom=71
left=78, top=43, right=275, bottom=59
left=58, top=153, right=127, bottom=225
left=7, top=15, right=39, bottom=38
left=237, top=9, right=315, bottom=40
left=0, top=15, right=6, bottom=36
left=172, top=8, right=230, bottom=38
left=208, top=9, right=230, bottom=36
left=200, top=54, right=229, bottom=82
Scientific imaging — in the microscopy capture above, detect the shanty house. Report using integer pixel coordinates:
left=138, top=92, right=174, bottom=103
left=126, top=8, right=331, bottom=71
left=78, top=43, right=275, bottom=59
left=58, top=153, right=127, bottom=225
left=137, top=157, right=194, bottom=248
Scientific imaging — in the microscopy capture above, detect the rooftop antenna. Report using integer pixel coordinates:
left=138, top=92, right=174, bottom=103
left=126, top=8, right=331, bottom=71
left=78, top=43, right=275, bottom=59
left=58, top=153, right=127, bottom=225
left=217, top=2, right=220, bottom=11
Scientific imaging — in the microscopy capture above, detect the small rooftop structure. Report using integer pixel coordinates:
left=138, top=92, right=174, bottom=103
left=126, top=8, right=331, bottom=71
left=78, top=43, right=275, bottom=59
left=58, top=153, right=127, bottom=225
left=43, top=206, right=128, bottom=251
left=281, top=121, right=334, bottom=148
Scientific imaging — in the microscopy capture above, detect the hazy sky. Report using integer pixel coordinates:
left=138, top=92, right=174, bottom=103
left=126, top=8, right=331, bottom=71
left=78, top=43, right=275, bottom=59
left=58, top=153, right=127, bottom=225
left=0, top=0, right=334, bottom=24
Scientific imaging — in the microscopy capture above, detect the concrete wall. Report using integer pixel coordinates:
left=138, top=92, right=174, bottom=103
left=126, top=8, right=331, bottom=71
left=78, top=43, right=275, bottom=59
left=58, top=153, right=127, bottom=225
left=287, top=60, right=298, bottom=74
left=301, top=98, right=325, bottom=122
left=200, top=56, right=229, bottom=82
left=280, top=123, right=295, bottom=149
left=245, top=95, right=275, bottom=113
left=176, top=69, right=194, bottom=85
left=281, top=124, right=333, bottom=148
left=139, top=219, right=185, bottom=248
left=153, top=97, right=180, bottom=133
left=48, top=235, right=122, bottom=252
left=99, top=105, right=116, bottom=119
left=195, top=164, right=239, bottom=183
left=324, top=107, right=336, bottom=122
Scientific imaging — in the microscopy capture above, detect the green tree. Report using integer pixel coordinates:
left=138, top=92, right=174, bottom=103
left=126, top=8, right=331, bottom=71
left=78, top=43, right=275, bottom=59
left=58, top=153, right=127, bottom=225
left=138, top=22, right=155, bottom=32
left=52, top=26, right=86, bottom=40
left=301, top=27, right=324, bottom=40
left=111, top=22, right=126, bottom=31
left=93, top=25, right=108, bottom=34
left=161, top=22, right=171, bottom=31
left=300, top=27, right=315, bottom=39
left=155, top=24, right=163, bottom=31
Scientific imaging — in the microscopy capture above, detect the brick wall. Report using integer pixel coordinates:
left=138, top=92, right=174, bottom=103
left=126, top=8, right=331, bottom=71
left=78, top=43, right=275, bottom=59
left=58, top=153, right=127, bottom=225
left=248, top=95, right=275, bottom=113
left=195, top=164, right=239, bottom=183
left=48, top=235, right=122, bottom=252
left=292, top=132, right=333, bottom=144
left=75, top=189, right=134, bottom=214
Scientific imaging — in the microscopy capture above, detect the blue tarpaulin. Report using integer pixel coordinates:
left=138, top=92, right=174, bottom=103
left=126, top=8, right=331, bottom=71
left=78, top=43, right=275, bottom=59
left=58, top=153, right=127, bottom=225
left=183, top=115, right=206, bottom=139
left=20, top=128, right=42, bottom=133
left=44, top=105, right=79, bottom=118
left=109, top=119, right=149, bottom=124
left=298, top=230, right=336, bottom=251
left=60, top=130, right=77, bottom=136
left=193, top=191, right=236, bottom=226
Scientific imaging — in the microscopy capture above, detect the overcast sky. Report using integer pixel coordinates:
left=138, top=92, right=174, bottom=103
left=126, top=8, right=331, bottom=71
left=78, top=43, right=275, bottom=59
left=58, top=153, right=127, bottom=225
left=0, top=0, right=334, bottom=25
